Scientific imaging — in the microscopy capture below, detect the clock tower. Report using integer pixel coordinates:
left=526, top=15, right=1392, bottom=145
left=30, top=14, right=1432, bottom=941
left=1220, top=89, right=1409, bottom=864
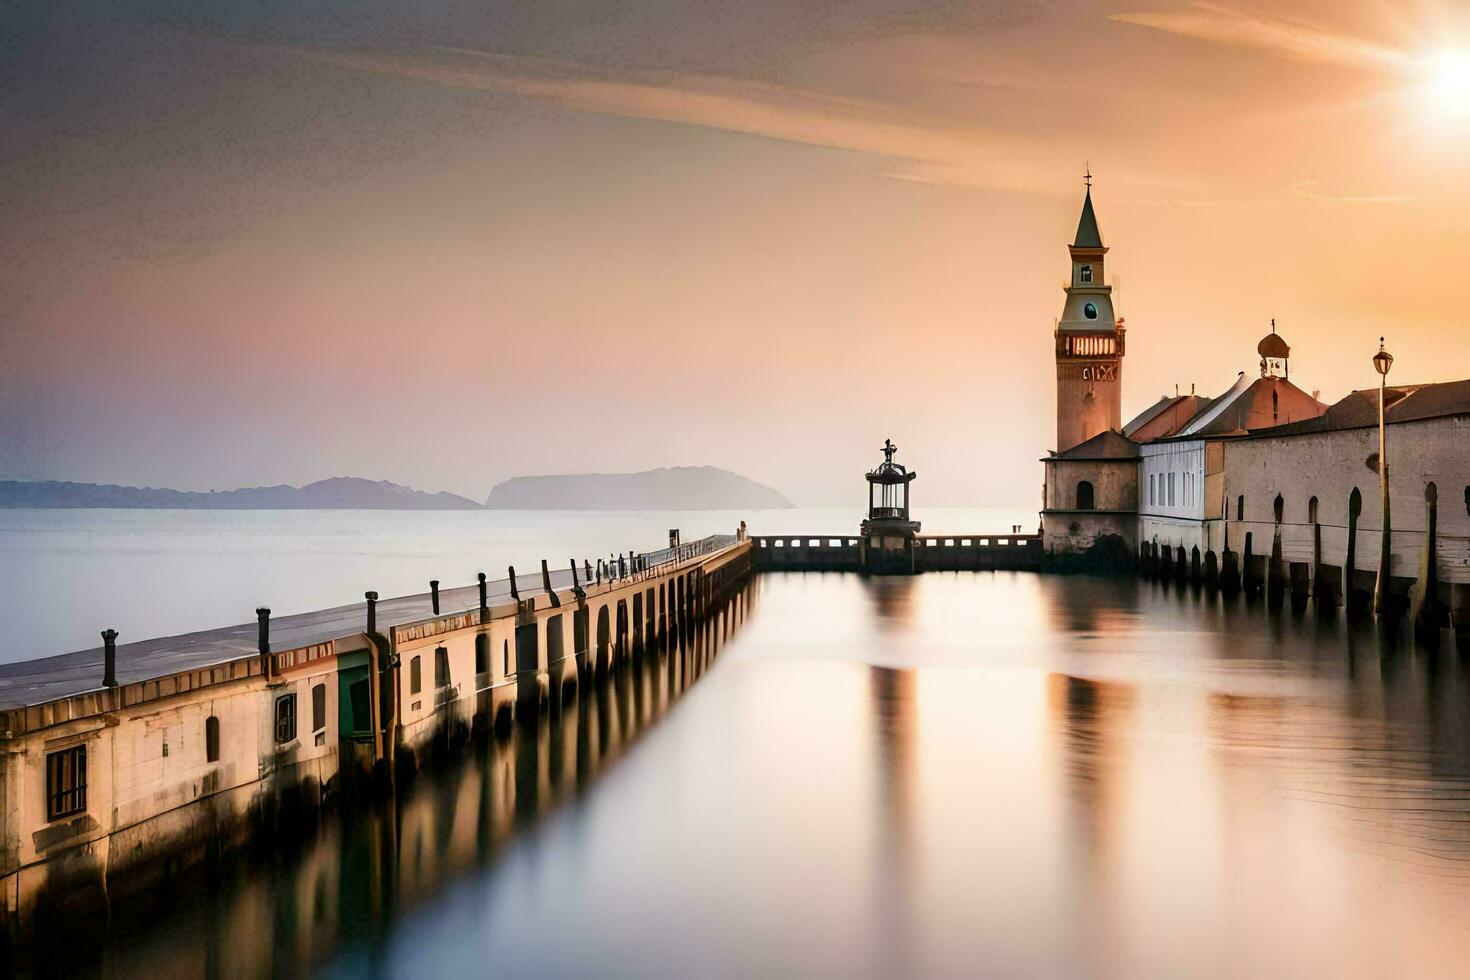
left=1054, top=174, right=1125, bottom=453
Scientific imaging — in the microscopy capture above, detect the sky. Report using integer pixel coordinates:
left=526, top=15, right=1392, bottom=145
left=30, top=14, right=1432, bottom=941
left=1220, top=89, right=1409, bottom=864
left=4, top=0, right=1470, bottom=507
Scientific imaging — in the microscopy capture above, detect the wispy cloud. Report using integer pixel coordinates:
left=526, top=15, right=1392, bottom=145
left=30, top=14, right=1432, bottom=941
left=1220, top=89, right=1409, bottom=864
left=280, top=44, right=1088, bottom=192
left=1288, top=179, right=1412, bottom=204
left=1110, top=3, right=1404, bottom=69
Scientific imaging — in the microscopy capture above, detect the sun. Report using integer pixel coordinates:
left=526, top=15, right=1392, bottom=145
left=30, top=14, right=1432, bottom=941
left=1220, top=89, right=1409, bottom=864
left=1417, top=48, right=1470, bottom=120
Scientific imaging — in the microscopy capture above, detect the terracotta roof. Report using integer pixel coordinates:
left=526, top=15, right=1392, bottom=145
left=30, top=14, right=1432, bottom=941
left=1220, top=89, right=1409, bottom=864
left=1169, top=374, right=1324, bottom=438
left=1253, top=378, right=1470, bottom=437
left=1125, top=393, right=1207, bottom=442
left=1045, top=429, right=1139, bottom=461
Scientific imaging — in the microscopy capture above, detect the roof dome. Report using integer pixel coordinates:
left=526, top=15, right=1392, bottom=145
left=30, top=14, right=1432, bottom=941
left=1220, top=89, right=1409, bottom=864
left=1257, top=332, right=1291, bottom=359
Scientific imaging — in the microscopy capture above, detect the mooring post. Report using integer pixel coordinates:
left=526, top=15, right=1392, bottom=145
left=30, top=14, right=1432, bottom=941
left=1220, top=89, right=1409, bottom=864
left=366, top=591, right=378, bottom=634
left=542, top=559, right=560, bottom=607
left=478, top=573, right=488, bottom=622
left=508, top=566, right=519, bottom=602
left=1267, top=530, right=1286, bottom=608
left=430, top=580, right=440, bottom=616
left=1409, top=483, right=1440, bottom=645
left=585, top=559, right=593, bottom=584
left=1344, top=488, right=1363, bottom=615
left=101, top=628, right=118, bottom=688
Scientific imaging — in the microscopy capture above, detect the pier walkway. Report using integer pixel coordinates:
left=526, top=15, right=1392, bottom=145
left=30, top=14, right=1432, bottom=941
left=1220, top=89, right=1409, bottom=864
left=0, top=536, right=735, bottom=714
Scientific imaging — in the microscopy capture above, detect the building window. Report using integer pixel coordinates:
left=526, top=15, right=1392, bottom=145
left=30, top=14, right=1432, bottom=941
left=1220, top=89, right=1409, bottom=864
left=1148, top=474, right=1155, bottom=506
left=1273, top=494, right=1284, bottom=523
left=46, top=745, right=87, bottom=821
left=410, top=655, right=422, bottom=695
left=475, top=633, right=488, bottom=675
left=1168, top=473, right=1176, bottom=507
left=1083, top=302, right=1099, bottom=320
left=434, top=646, right=450, bottom=687
left=312, top=682, right=326, bottom=732
left=1309, top=496, right=1319, bottom=524
left=1076, top=480, right=1095, bottom=510
left=274, top=694, right=296, bottom=744
left=1237, top=495, right=1245, bottom=521
left=1080, top=264, right=1093, bottom=283
left=205, top=715, right=220, bottom=763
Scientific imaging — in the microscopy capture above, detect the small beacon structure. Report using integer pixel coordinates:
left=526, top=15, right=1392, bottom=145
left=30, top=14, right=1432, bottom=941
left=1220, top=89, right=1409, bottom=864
left=860, top=439, right=920, bottom=574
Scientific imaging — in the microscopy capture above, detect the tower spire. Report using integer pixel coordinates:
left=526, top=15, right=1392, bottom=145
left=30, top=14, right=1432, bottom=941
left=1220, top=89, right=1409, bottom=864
left=1073, top=174, right=1103, bottom=249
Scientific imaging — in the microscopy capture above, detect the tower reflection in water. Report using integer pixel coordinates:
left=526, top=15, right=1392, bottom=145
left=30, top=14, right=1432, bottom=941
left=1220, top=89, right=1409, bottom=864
left=90, top=582, right=757, bottom=977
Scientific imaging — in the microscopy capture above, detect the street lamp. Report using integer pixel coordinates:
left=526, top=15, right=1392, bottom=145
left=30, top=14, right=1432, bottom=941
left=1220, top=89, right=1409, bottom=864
left=1372, top=337, right=1393, bottom=615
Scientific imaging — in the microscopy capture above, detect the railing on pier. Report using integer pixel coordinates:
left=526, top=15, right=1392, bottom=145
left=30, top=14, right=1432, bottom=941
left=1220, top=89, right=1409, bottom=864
left=750, top=534, right=1043, bottom=572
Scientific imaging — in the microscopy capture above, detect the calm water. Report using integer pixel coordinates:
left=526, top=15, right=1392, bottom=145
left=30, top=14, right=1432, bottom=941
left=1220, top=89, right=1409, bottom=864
left=0, top=507, right=1030, bottom=663
left=38, top=569, right=1470, bottom=979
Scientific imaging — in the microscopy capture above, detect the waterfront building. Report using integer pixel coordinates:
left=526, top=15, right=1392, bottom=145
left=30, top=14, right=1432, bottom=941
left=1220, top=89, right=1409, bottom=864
left=1220, top=380, right=1470, bottom=625
left=1042, top=180, right=1135, bottom=560
left=1137, top=328, right=1325, bottom=562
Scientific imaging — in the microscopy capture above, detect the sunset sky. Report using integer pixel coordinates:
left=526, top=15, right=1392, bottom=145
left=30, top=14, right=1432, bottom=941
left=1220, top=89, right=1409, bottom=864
left=4, top=1, right=1470, bottom=507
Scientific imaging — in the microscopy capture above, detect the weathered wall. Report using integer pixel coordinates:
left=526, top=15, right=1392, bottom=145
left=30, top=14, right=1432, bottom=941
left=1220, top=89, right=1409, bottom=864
left=1220, top=416, right=1470, bottom=585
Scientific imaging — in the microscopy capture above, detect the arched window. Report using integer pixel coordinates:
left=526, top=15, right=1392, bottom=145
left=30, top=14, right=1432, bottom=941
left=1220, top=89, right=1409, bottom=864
left=1080, top=264, right=1093, bottom=283
left=1076, top=480, right=1095, bottom=511
left=1308, top=496, right=1319, bottom=524
left=1271, top=390, right=1279, bottom=422
left=1349, top=487, right=1362, bottom=519
left=1237, top=495, right=1245, bottom=521
left=205, top=715, right=220, bottom=763
left=1273, top=494, right=1284, bottom=523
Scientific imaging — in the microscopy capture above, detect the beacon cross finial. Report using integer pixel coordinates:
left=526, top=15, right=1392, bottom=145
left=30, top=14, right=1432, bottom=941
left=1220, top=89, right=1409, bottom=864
left=883, top=438, right=897, bottom=463
left=1083, top=163, right=1092, bottom=189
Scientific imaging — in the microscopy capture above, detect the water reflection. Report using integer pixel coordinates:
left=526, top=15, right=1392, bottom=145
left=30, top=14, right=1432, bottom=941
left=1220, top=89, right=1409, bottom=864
left=65, top=584, right=757, bottom=977
left=41, top=571, right=1470, bottom=978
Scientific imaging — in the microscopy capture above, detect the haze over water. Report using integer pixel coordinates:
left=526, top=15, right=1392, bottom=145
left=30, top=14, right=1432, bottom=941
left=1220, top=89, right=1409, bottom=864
left=34, top=537, right=1470, bottom=977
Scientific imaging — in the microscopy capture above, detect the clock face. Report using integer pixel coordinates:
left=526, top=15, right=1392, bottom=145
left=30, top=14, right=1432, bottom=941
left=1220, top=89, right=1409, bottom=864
left=1083, top=302, right=1098, bottom=319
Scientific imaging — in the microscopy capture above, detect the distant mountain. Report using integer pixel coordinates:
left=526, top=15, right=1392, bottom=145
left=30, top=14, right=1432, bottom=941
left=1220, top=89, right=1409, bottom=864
left=0, top=477, right=482, bottom=510
left=485, top=466, right=792, bottom=511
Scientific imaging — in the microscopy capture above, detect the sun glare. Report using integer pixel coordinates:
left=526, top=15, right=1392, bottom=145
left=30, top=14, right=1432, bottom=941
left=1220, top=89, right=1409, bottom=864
left=1418, top=48, right=1470, bottom=120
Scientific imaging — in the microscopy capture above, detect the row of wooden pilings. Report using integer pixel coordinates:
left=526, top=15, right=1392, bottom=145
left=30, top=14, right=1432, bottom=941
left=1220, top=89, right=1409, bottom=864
left=1139, top=497, right=1466, bottom=652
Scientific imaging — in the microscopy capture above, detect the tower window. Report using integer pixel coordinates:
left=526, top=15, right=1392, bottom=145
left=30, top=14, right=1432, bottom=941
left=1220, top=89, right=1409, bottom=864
left=1076, top=481, right=1095, bottom=511
left=1083, top=302, right=1099, bottom=320
left=1080, top=265, right=1093, bottom=283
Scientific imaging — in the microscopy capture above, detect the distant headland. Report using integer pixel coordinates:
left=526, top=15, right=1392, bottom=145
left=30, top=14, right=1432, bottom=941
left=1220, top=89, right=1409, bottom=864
left=0, top=477, right=481, bottom=510
left=485, top=466, right=792, bottom=511
left=0, top=467, right=793, bottom=511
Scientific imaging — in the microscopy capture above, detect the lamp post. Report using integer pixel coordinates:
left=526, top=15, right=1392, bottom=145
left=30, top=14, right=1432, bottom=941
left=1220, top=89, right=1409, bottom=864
left=1372, top=337, right=1394, bottom=615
